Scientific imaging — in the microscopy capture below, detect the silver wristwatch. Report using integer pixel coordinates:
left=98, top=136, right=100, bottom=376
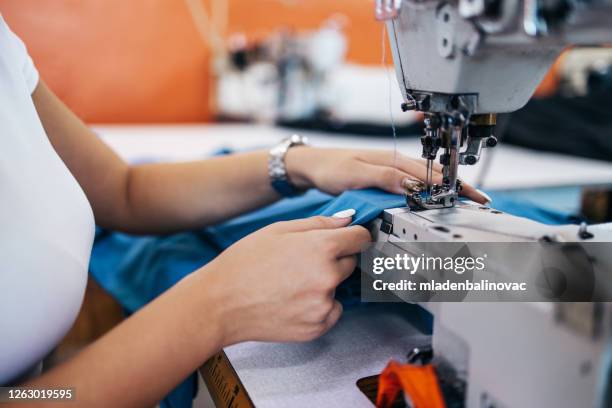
left=268, top=134, right=309, bottom=197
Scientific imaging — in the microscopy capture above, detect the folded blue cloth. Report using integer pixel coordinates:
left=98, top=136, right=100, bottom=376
left=90, top=189, right=402, bottom=313
left=91, top=188, right=572, bottom=312
left=89, top=187, right=574, bottom=408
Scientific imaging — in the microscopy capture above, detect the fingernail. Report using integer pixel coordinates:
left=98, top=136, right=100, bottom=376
left=332, top=208, right=356, bottom=219
left=476, top=189, right=493, bottom=205
left=402, top=177, right=424, bottom=192
left=401, top=177, right=418, bottom=187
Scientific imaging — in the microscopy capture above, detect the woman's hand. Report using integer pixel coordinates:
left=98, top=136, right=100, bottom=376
left=196, top=214, right=370, bottom=346
left=285, top=147, right=490, bottom=204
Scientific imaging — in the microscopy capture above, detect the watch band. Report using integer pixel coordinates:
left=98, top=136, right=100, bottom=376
left=268, top=134, right=309, bottom=197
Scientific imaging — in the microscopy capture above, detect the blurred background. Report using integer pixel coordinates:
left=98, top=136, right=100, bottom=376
left=1, top=0, right=394, bottom=123
left=3, top=0, right=610, bottom=154
left=2, top=1, right=610, bottom=180
left=1, top=0, right=562, bottom=125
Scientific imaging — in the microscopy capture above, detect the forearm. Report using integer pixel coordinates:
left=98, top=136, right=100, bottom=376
left=117, top=150, right=282, bottom=234
left=20, top=272, right=224, bottom=408
left=33, top=81, right=295, bottom=234
left=34, top=80, right=485, bottom=236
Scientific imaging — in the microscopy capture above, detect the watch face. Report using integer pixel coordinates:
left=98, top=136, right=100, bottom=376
left=288, top=134, right=307, bottom=146
left=270, top=145, right=285, bottom=156
left=270, top=166, right=286, bottom=178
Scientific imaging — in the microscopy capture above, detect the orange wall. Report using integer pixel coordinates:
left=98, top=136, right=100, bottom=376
left=0, top=0, right=385, bottom=123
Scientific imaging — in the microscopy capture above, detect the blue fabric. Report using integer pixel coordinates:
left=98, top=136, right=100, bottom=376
left=203, top=189, right=407, bottom=249
left=90, top=189, right=411, bottom=312
left=203, top=189, right=333, bottom=249
left=159, top=374, right=197, bottom=408
left=89, top=187, right=575, bottom=408
left=484, top=190, right=576, bottom=225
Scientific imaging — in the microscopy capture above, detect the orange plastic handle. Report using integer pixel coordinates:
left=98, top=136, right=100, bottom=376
left=376, top=360, right=446, bottom=408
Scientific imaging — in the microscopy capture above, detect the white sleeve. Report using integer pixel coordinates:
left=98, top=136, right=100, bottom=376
left=3, top=20, right=39, bottom=94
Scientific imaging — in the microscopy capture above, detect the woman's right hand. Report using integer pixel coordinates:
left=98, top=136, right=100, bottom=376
left=197, top=213, right=371, bottom=346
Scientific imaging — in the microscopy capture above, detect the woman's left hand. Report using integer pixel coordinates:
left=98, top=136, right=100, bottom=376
left=285, top=147, right=490, bottom=205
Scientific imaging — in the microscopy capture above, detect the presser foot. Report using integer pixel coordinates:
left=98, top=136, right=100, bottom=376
left=405, top=181, right=462, bottom=210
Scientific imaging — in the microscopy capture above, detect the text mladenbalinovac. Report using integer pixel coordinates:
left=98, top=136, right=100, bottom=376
left=372, top=279, right=527, bottom=292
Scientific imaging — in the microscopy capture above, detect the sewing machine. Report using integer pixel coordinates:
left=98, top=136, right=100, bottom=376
left=368, top=0, right=612, bottom=406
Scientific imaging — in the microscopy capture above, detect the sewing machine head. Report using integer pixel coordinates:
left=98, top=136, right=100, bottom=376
left=376, top=0, right=612, bottom=209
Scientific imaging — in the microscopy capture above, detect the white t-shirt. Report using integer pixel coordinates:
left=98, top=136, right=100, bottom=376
left=0, top=16, right=95, bottom=384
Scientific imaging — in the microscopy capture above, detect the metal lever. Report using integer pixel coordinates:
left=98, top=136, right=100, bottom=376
left=375, top=0, right=402, bottom=20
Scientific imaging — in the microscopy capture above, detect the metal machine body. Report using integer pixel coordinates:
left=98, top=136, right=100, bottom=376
left=376, top=0, right=612, bottom=209
left=368, top=205, right=612, bottom=407
left=367, top=1, right=612, bottom=405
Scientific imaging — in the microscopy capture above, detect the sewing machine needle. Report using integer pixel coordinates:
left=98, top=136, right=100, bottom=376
left=426, top=159, right=433, bottom=199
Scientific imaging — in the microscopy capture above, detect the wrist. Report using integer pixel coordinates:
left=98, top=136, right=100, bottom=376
left=284, top=146, right=315, bottom=191
left=188, top=263, right=247, bottom=348
left=176, top=269, right=228, bottom=354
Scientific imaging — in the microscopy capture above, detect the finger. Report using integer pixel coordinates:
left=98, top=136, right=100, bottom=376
left=336, top=255, right=358, bottom=282
left=410, top=168, right=488, bottom=205
left=413, top=157, right=444, bottom=173
left=397, top=158, right=446, bottom=183
left=353, top=151, right=443, bottom=193
left=380, top=165, right=489, bottom=205
left=355, top=162, right=414, bottom=195
left=325, top=225, right=371, bottom=257
left=356, top=150, right=444, bottom=173
left=391, top=162, right=444, bottom=187
left=460, top=184, right=490, bottom=205
left=391, top=155, right=489, bottom=204
left=354, top=153, right=442, bottom=186
left=276, top=215, right=352, bottom=233
left=354, top=150, right=490, bottom=204
left=394, top=154, right=445, bottom=174
left=320, top=300, right=343, bottom=335
left=399, top=159, right=488, bottom=204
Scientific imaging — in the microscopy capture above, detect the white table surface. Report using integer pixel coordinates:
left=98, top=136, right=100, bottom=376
left=222, top=304, right=430, bottom=408
left=95, top=123, right=612, bottom=191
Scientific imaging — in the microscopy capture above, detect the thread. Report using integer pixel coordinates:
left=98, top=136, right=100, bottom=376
left=382, top=24, right=398, bottom=169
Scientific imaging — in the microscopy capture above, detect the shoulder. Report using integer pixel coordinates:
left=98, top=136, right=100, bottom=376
left=0, top=14, right=39, bottom=94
